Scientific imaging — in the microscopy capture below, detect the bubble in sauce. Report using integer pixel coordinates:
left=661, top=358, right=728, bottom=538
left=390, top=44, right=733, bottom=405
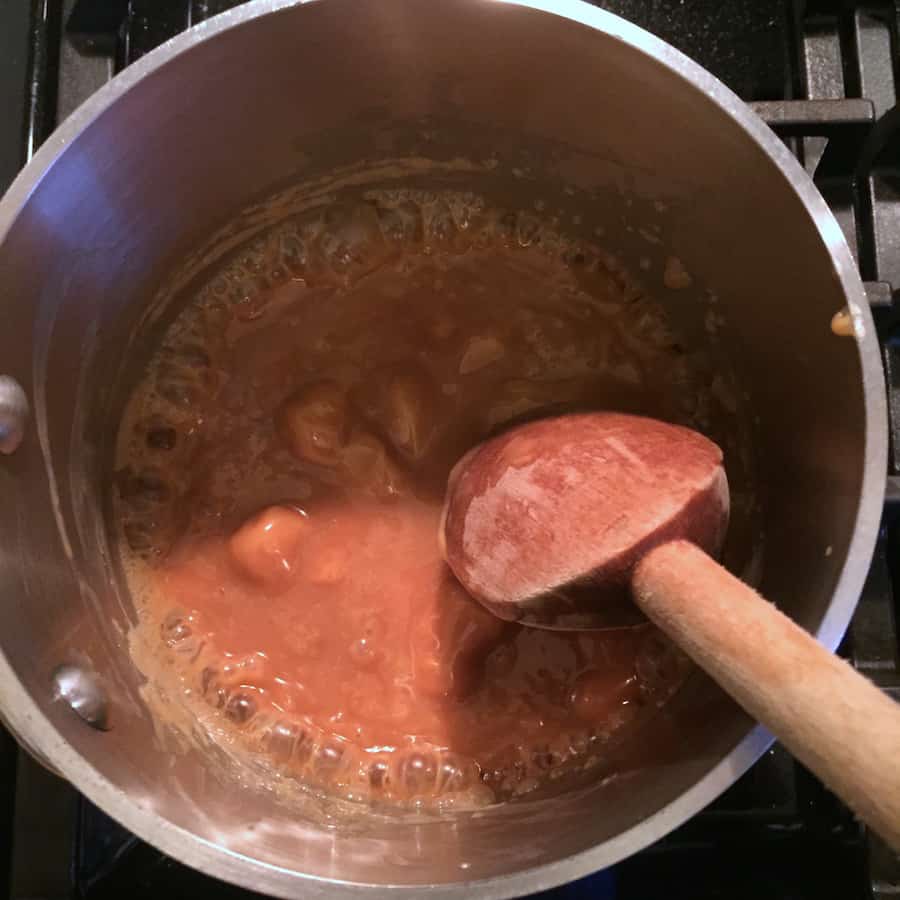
left=422, top=198, right=461, bottom=251
left=398, top=751, right=439, bottom=795
left=275, top=381, right=349, bottom=468
left=160, top=610, right=193, bottom=647
left=348, top=637, right=378, bottom=668
left=319, top=203, right=392, bottom=281
left=516, top=212, right=542, bottom=247
left=118, top=469, right=171, bottom=506
left=339, top=429, right=405, bottom=498
left=375, top=201, right=423, bottom=246
left=228, top=505, right=309, bottom=586
left=311, top=741, right=349, bottom=780
left=200, top=665, right=218, bottom=697
left=278, top=227, right=315, bottom=280
left=663, top=255, right=692, bottom=290
left=266, top=719, right=302, bottom=761
left=435, top=753, right=479, bottom=793
left=367, top=758, right=391, bottom=791
left=459, top=335, right=505, bottom=375
left=225, top=691, right=257, bottom=724
left=382, top=368, right=439, bottom=460
left=145, top=425, right=178, bottom=451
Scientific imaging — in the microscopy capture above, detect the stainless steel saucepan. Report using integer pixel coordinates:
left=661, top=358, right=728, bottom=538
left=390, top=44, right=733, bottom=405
left=0, top=1, right=886, bottom=897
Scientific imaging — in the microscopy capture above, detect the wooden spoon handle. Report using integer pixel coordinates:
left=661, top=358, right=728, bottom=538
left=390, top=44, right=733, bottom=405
left=632, top=540, right=900, bottom=851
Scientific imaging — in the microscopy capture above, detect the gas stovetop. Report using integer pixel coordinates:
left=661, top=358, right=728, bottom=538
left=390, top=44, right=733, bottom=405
left=1, top=2, right=898, bottom=898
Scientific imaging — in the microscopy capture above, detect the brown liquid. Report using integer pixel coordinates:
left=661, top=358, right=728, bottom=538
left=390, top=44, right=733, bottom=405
left=117, top=190, right=750, bottom=810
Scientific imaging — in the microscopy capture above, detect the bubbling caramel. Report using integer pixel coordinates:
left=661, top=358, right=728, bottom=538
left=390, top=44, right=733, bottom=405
left=116, top=188, right=751, bottom=810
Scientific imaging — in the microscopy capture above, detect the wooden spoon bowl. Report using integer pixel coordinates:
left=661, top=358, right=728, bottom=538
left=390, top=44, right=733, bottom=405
left=440, top=412, right=728, bottom=629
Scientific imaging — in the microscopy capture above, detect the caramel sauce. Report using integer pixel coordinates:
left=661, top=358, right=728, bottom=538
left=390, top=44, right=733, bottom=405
left=116, top=190, right=751, bottom=809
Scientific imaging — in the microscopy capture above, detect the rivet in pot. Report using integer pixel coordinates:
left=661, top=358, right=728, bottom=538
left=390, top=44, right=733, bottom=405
left=51, top=664, right=110, bottom=731
left=0, top=375, right=29, bottom=455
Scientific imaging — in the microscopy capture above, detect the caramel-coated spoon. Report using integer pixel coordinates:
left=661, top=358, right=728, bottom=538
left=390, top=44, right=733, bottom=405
left=440, top=412, right=900, bottom=850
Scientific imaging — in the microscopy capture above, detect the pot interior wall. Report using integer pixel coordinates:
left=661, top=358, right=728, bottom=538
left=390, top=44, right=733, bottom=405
left=0, top=0, right=871, bottom=891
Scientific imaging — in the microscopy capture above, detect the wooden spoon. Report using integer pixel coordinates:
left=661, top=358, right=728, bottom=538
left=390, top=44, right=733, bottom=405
left=440, top=411, right=900, bottom=850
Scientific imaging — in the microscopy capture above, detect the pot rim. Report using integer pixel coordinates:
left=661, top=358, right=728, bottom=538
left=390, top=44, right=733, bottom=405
left=0, top=1, right=887, bottom=897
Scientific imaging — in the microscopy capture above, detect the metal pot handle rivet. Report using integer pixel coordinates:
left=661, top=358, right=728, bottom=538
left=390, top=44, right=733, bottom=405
left=51, top=664, right=111, bottom=731
left=0, top=375, right=29, bottom=455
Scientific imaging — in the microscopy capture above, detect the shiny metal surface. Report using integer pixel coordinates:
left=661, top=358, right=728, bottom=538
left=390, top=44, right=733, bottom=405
left=0, top=375, right=28, bottom=454
left=51, top=664, right=110, bottom=731
left=0, top=0, right=886, bottom=897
